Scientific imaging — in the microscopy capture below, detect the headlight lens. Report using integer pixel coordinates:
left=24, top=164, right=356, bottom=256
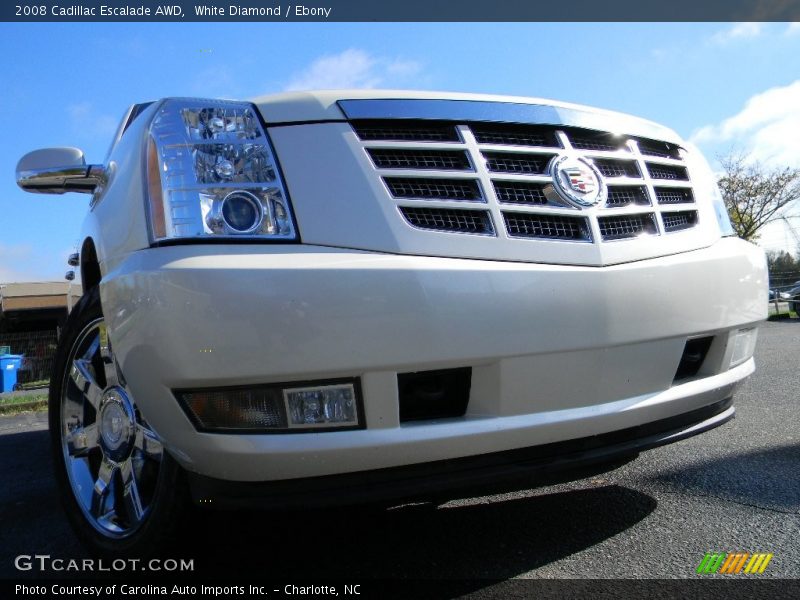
left=146, top=98, right=296, bottom=242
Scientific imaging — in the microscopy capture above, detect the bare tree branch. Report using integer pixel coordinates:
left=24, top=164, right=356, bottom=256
left=717, top=151, right=800, bottom=241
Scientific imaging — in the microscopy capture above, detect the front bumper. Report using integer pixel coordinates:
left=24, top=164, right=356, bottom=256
left=188, top=397, right=734, bottom=508
left=100, top=237, right=766, bottom=482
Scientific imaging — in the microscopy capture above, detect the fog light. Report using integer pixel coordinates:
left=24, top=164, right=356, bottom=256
left=285, top=384, right=358, bottom=427
left=729, top=327, right=758, bottom=368
left=176, top=379, right=362, bottom=432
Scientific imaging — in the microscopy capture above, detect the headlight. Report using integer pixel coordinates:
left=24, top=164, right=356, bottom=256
left=146, top=98, right=296, bottom=242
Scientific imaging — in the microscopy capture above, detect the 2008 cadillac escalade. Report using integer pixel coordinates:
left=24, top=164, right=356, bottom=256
left=16, top=91, right=767, bottom=554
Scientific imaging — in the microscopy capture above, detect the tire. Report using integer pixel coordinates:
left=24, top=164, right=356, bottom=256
left=49, top=286, right=189, bottom=557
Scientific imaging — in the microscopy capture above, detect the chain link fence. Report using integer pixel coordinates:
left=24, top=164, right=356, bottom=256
left=768, top=270, right=800, bottom=317
left=0, top=330, right=58, bottom=389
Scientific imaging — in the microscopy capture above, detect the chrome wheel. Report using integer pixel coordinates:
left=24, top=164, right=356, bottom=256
left=60, top=318, right=163, bottom=538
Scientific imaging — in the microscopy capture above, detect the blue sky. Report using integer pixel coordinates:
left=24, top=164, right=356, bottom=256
left=2, top=21, right=800, bottom=281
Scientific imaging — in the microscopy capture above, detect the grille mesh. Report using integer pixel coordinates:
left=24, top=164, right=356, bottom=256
left=385, top=178, right=482, bottom=201
left=606, top=186, right=650, bottom=207
left=368, top=149, right=471, bottom=171
left=655, top=187, right=694, bottom=204
left=663, top=211, right=698, bottom=232
left=647, top=163, right=689, bottom=180
left=637, top=139, right=681, bottom=159
left=471, top=124, right=560, bottom=148
left=483, top=152, right=554, bottom=174
left=493, top=181, right=548, bottom=205
left=504, top=213, right=591, bottom=241
left=592, top=159, right=641, bottom=178
left=354, top=121, right=459, bottom=142
left=598, top=214, right=657, bottom=240
left=567, top=130, right=628, bottom=152
left=401, top=207, right=493, bottom=234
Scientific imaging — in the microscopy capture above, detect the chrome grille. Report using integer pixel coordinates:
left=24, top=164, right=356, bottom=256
left=400, top=207, right=493, bottom=234
left=504, top=213, right=591, bottom=241
left=385, top=178, right=482, bottom=201
left=662, top=210, right=698, bottom=232
left=598, top=214, right=658, bottom=240
left=368, top=149, right=471, bottom=170
left=353, top=119, right=700, bottom=244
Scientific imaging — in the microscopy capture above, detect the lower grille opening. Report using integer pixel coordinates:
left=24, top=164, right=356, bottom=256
left=398, top=367, right=472, bottom=423
left=673, top=337, right=714, bottom=383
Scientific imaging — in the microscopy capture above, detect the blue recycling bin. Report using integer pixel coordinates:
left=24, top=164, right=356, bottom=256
left=0, top=355, right=23, bottom=393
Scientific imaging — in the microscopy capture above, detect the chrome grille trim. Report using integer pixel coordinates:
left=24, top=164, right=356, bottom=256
left=504, top=213, right=591, bottom=242
left=400, top=207, right=494, bottom=235
left=351, top=118, right=700, bottom=243
left=384, top=177, right=483, bottom=201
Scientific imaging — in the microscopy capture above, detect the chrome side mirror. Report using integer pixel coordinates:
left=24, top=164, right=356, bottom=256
left=16, top=147, right=105, bottom=194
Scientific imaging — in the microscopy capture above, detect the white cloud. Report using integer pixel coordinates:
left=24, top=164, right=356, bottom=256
left=66, top=102, right=119, bottom=140
left=710, top=22, right=763, bottom=44
left=787, top=22, right=800, bottom=36
left=285, top=49, right=422, bottom=91
left=689, top=80, right=800, bottom=167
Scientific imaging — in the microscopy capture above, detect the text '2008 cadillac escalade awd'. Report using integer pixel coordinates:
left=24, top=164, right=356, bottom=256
left=16, top=91, right=767, bottom=555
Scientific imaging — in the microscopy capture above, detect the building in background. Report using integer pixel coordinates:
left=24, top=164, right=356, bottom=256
left=0, top=282, right=82, bottom=389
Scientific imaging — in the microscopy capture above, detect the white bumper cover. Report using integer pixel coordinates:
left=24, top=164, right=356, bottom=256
left=100, top=237, right=766, bottom=481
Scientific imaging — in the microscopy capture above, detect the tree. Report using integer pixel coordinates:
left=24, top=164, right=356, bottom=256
left=717, top=153, right=800, bottom=241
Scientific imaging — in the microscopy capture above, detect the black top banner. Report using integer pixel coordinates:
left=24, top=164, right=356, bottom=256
left=4, top=0, right=800, bottom=22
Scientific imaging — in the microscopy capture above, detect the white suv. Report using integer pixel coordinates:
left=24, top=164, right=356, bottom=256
left=16, top=91, right=767, bottom=555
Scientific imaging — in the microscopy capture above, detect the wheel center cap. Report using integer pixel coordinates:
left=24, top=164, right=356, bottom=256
left=98, top=387, right=135, bottom=459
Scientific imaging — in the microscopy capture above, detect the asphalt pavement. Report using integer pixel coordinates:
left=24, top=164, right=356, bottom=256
left=1, top=320, right=798, bottom=586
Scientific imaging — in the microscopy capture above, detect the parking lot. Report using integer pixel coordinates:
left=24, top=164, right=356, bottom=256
left=1, top=320, right=798, bottom=585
